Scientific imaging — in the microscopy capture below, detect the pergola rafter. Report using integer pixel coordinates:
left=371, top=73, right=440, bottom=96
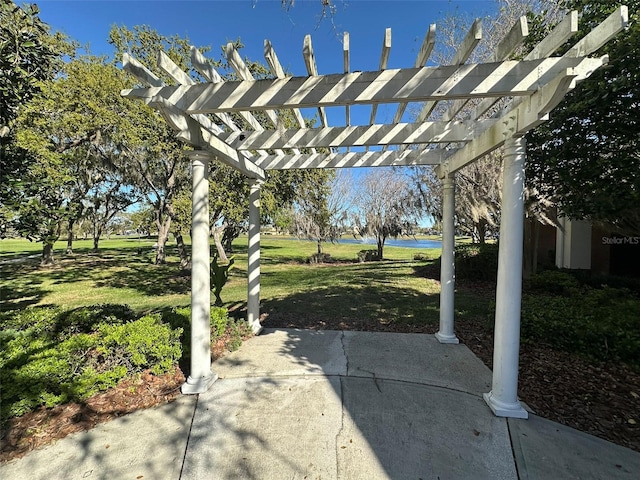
left=121, top=5, right=628, bottom=416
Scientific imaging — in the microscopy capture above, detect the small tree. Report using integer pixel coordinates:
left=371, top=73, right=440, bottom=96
left=293, top=170, right=351, bottom=257
left=354, top=168, right=419, bottom=260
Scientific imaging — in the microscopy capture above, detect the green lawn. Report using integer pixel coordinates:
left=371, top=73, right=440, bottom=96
left=1, top=236, right=464, bottom=328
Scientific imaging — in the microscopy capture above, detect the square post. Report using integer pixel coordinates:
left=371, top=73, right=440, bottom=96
left=182, top=151, right=218, bottom=394
left=436, top=172, right=459, bottom=344
left=247, top=179, right=263, bottom=334
left=483, top=137, right=528, bottom=418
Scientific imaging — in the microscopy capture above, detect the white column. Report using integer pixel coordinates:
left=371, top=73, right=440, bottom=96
left=247, top=179, right=263, bottom=334
left=436, top=173, right=459, bottom=344
left=483, top=137, right=528, bottom=418
left=182, top=151, right=218, bottom=394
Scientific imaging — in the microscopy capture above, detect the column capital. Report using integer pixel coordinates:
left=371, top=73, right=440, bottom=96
left=247, top=177, right=264, bottom=187
left=185, top=149, right=214, bottom=162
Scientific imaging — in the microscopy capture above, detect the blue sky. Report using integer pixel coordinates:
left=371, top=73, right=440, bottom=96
left=37, top=0, right=499, bottom=125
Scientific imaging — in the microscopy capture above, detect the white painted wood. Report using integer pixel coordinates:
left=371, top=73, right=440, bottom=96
left=562, top=6, right=628, bottom=58
left=526, top=11, right=579, bottom=61
left=219, top=120, right=492, bottom=150
left=483, top=137, right=528, bottom=419
left=391, top=24, right=437, bottom=125
left=148, top=97, right=265, bottom=180
left=189, top=47, right=241, bottom=133
left=264, top=40, right=316, bottom=154
left=181, top=150, right=218, bottom=394
left=303, top=34, right=328, bottom=127
left=369, top=28, right=392, bottom=126
left=435, top=173, right=459, bottom=344
left=226, top=42, right=295, bottom=154
left=155, top=51, right=225, bottom=136
left=123, top=53, right=163, bottom=87
left=123, top=57, right=590, bottom=113
left=247, top=179, right=262, bottom=334
left=442, top=56, right=604, bottom=174
left=254, top=148, right=447, bottom=170
left=416, top=18, right=482, bottom=123
left=344, top=32, right=351, bottom=131
left=446, top=16, right=528, bottom=122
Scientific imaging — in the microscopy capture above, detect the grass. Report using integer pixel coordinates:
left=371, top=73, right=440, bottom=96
left=1, top=236, right=484, bottom=329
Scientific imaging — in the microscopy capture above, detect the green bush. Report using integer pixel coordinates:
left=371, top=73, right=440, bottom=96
left=526, top=270, right=582, bottom=296
left=357, top=250, right=380, bottom=262
left=521, top=286, right=640, bottom=366
left=0, top=306, right=183, bottom=420
left=97, top=314, right=183, bottom=375
left=454, top=243, right=499, bottom=281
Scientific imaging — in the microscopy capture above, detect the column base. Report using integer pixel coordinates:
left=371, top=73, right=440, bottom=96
left=248, top=320, right=263, bottom=335
left=181, top=372, right=218, bottom=395
left=435, top=331, right=459, bottom=344
left=483, top=391, right=529, bottom=419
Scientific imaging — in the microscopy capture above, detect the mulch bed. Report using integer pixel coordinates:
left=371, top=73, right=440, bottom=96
left=2, top=282, right=638, bottom=463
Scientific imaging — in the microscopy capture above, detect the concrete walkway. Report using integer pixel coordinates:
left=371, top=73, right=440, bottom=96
left=1, top=329, right=638, bottom=479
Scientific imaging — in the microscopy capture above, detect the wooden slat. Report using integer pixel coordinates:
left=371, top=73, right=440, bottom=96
left=562, top=6, right=628, bottom=58
left=123, top=58, right=596, bottom=114
left=303, top=35, right=328, bottom=127
left=416, top=18, right=483, bottom=123
left=264, top=39, right=315, bottom=152
left=219, top=120, right=493, bottom=150
left=344, top=32, right=350, bottom=130
left=189, top=46, right=240, bottom=133
left=254, top=148, right=448, bottom=170
left=391, top=24, right=437, bottom=125
left=443, top=55, right=607, bottom=174
left=445, top=16, right=528, bottom=122
left=369, top=28, right=391, bottom=126
left=148, top=96, right=265, bottom=180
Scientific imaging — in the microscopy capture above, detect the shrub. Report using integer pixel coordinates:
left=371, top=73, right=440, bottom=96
left=454, top=243, right=499, bottom=281
left=97, top=314, right=182, bottom=375
left=0, top=306, right=183, bottom=420
left=357, top=250, right=380, bottom=262
left=413, top=253, right=429, bottom=261
left=307, top=253, right=333, bottom=264
left=521, top=286, right=640, bottom=366
left=526, top=270, right=582, bottom=296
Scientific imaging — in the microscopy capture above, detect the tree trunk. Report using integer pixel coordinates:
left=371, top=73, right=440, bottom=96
left=212, top=225, right=229, bottom=263
left=66, top=218, right=75, bottom=254
left=155, top=216, right=171, bottom=264
left=377, top=236, right=384, bottom=260
left=92, top=226, right=102, bottom=252
left=41, top=241, right=55, bottom=266
left=175, top=233, right=190, bottom=270
left=317, top=239, right=323, bottom=255
left=477, top=220, right=487, bottom=245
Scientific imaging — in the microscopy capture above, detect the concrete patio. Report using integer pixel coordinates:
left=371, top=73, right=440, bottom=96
left=1, top=329, right=638, bottom=479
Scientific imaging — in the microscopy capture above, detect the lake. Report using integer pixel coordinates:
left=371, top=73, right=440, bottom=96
left=337, top=237, right=442, bottom=249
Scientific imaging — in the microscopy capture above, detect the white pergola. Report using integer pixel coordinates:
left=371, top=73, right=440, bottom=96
left=122, top=6, right=628, bottom=418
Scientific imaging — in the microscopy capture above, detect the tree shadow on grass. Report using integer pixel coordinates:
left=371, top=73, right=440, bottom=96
left=0, top=261, right=51, bottom=312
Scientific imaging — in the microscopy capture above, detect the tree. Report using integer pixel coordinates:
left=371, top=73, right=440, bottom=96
left=12, top=56, right=144, bottom=263
left=293, top=169, right=352, bottom=256
left=0, top=1, right=71, bottom=239
left=353, top=168, right=419, bottom=260
left=526, top=0, right=640, bottom=235
left=109, top=25, right=201, bottom=264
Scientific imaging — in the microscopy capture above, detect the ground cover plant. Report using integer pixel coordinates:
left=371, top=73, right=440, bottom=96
left=0, top=236, right=639, bottom=459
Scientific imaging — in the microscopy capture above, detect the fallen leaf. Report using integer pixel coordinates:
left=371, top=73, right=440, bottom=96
left=472, top=429, right=480, bottom=436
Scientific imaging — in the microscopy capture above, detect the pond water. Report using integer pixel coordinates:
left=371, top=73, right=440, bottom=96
left=337, top=237, right=442, bottom=249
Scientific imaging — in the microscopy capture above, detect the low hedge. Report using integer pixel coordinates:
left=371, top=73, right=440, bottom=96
left=520, top=271, right=640, bottom=367
left=0, top=304, right=252, bottom=420
left=454, top=243, right=499, bottom=281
